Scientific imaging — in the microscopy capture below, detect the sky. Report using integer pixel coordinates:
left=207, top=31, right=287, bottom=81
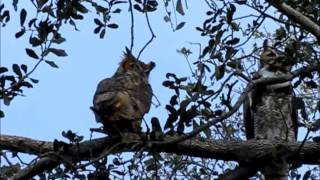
left=1, top=1, right=209, bottom=141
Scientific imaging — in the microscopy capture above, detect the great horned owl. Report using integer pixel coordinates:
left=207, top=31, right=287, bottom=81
left=243, top=40, right=297, bottom=179
left=91, top=48, right=155, bottom=137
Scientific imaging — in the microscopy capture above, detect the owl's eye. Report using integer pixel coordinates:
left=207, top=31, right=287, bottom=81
left=129, top=63, right=136, bottom=68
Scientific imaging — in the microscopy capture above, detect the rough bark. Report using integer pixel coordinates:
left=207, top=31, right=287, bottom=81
left=1, top=134, right=320, bottom=179
left=267, top=0, right=320, bottom=41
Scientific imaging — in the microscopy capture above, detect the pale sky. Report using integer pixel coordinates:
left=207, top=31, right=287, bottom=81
left=1, top=1, right=209, bottom=141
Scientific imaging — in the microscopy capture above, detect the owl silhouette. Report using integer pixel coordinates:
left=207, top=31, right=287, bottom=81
left=91, top=48, right=155, bottom=137
left=243, top=40, right=297, bottom=179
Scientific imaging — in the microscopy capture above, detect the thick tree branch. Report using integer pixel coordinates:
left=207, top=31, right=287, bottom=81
left=12, top=157, right=60, bottom=180
left=1, top=134, right=320, bottom=179
left=267, top=0, right=320, bottom=41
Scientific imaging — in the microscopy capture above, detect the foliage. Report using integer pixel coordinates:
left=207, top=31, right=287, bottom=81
left=1, top=0, right=320, bottom=179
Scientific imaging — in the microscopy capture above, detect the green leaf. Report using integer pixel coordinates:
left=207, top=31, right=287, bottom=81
left=302, top=170, right=311, bottom=180
left=3, top=95, right=11, bottom=106
left=30, top=78, right=39, bottom=83
left=164, top=15, right=170, bottom=22
left=21, top=64, right=27, bottom=73
left=312, top=136, right=320, bottom=142
left=215, top=64, right=225, bottom=80
left=75, top=3, right=88, bottom=14
left=176, top=0, right=185, bottom=16
left=28, top=18, right=37, bottom=28
left=226, top=4, right=236, bottom=23
left=112, top=8, right=121, bottom=13
left=94, top=26, right=102, bottom=34
left=25, top=48, right=39, bottom=59
left=52, top=36, right=66, bottom=44
left=20, top=8, right=27, bottom=26
left=235, top=0, right=247, bottom=5
left=45, top=60, right=59, bottom=68
left=230, top=22, right=239, bottom=31
left=29, top=37, right=42, bottom=46
left=225, top=47, right=236, bottom=60
left=12, top=0, right=18, bottom=11
left=2, top=10, right=10, bottom=23
left=0, top=67, right=8, bottom=74
left=111, top=0, right=127, bottom=5
left=0, top=110, right=4, bottom=118
left=99, top=29, right=106, bottom=39
left=112, top=170, right=125, bottom=176
left=94, top=18, right=103, bottom=26
left=225, top=38, right=240, bottom=45
left=48, top=48, right=68, bottom=57
left=107, top=23, right=119, bottom=29
left=305, top=80, right=318, bottom=89
left=37, top=0, right=49, bottom=9
left=176, top=22, right=185, bottom=30
left=69, top=19, right=79, bottom=31
left=15, top=29, right=25, bottom=38
left=275, top=26, right=286, bottom=40
left=12, top=64, right=22, bottom=78
left=310, top=119, right=320, bottom=132
left=113, top=158, right=121, bottom=166
left=21, top=81, right=33, bottom=88
left=202, top=47, right=209, bottom=57
left=133, top=4, right=143, bottom=12
left=162, top=80, right=174, bottom=87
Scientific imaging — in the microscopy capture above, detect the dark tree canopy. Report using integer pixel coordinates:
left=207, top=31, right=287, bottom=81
left=1, top=0, right=320, bottom=179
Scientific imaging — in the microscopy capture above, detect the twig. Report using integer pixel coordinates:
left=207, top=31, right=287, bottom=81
left=171, top=0, right=178, bottom=27
left=77, top=142, right=121, bottom=169
left=152, top=93, right=161, bottom=108
left=128, top=0, right=135, bottom=51
left=2, top=152, right=13, bottom=166
left=137, top=12, right=156, bottom=59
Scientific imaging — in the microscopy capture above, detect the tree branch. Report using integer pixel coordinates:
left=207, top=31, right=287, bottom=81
left=267, top=0, right=320, bottom=41
left=1, top=134, right=320, bottom=179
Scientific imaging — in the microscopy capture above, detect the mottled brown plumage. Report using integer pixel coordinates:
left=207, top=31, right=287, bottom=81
left=243, top=40, right=297, bottom=180
left=91, top=48, right=155, bottom=136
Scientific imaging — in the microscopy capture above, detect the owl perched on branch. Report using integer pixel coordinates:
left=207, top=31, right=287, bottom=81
left=91, top=48, right=155, bottom=137
left=243, top=40, right=297, bottom=179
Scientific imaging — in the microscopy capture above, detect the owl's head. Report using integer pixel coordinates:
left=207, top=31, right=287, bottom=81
left=115, top=47, right=155, bottom=77
left=260, top=39, right=286, bottom=70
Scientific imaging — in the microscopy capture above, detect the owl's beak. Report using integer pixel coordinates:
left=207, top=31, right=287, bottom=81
left=145, top=61, right=156, bottom=74
left=149, top=61, right=156, bottom=70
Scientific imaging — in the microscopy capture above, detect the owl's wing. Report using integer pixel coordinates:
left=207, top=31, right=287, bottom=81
left=92, top=77, right=118, bottom=123
left=243, top=90, right=255, bottom=140
left=291, top=93, right=299, bottom=140
left=92, top=74, right=151, bottom=122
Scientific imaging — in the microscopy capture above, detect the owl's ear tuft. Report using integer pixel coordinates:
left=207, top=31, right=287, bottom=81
left=263, top=39, right=270, bottom=51
left=125, top=47, right=131, bottom=55
left=124, top=47, right=135, bottom=59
